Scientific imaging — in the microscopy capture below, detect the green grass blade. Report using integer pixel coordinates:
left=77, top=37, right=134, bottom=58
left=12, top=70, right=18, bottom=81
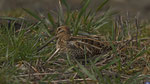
left=78, top=0, right=90, bottom=21
left=95, top=22, right=108, bottom=30
left=74, top=0, right=90, bottom=35
left=90, top=61, right=105, bottom=83
left=99, top=57, right=120, bottom=71
left=96, top=0, right=109, bottom=12
left=111, top=22, right=116, bottom=41
left=60, top=0, right=70, bottom=10
left=23, top=8, right=41, bottom=21
left=76, top=61, right=97, bottom=81
left=58, top=0, right=64, bottom=25
left=60, top=0, right=71, bottom=25
left=124, top=72, right=141, bottom=84
left=47, top=13, right=56, bottom=28
left=132, top=47, right=147, bottom=61
left=78, top=0, right=90, bottom=18
left=23, top=8, right=48, bottom=29
left=5, top=47, right=9, bottom=61
left=84, top=10, right=92, bottom=22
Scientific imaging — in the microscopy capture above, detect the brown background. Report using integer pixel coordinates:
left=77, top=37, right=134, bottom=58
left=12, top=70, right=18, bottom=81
left=0, top=0, right=150, bottom=19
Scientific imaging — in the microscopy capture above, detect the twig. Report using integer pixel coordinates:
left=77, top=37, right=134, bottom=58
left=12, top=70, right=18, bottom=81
left=22, top=61, right=42, bottom=79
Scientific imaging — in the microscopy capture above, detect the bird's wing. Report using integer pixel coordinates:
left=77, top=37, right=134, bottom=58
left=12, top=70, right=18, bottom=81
left=68, top=36, right=116, bottom=55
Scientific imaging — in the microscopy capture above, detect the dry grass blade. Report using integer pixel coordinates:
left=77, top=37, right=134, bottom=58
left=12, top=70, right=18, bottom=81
left=46, top=48, right=60, bottom=63
left=17, top=72, right=61, bottom=77
left=50, top=78, right=95, bottom=83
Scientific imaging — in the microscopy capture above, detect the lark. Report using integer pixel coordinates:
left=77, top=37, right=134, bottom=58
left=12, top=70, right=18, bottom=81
left=46, top=26, right=127, bottom=62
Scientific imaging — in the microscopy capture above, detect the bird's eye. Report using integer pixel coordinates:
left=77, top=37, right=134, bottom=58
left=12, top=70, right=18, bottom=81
left=57, top=27, right=62, bottom=32
left=56, top=26, right=69, bottom=34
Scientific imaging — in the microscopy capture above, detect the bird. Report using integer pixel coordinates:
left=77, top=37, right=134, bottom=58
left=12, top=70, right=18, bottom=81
left=44, top=26, right=147, bottom=76
left=46, top=26, right=126, bottom=62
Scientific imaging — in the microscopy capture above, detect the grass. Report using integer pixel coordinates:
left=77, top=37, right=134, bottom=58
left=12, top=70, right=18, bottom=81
left=0, top=0, right=150, bottom=83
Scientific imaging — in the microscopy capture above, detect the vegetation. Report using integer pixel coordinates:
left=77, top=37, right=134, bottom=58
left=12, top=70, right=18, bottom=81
left=0, top=0, right=150, bottom=83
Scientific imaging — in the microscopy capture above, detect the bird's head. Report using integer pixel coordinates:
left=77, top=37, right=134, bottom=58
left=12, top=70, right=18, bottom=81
left=56, top=26, right=71, bottom=40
